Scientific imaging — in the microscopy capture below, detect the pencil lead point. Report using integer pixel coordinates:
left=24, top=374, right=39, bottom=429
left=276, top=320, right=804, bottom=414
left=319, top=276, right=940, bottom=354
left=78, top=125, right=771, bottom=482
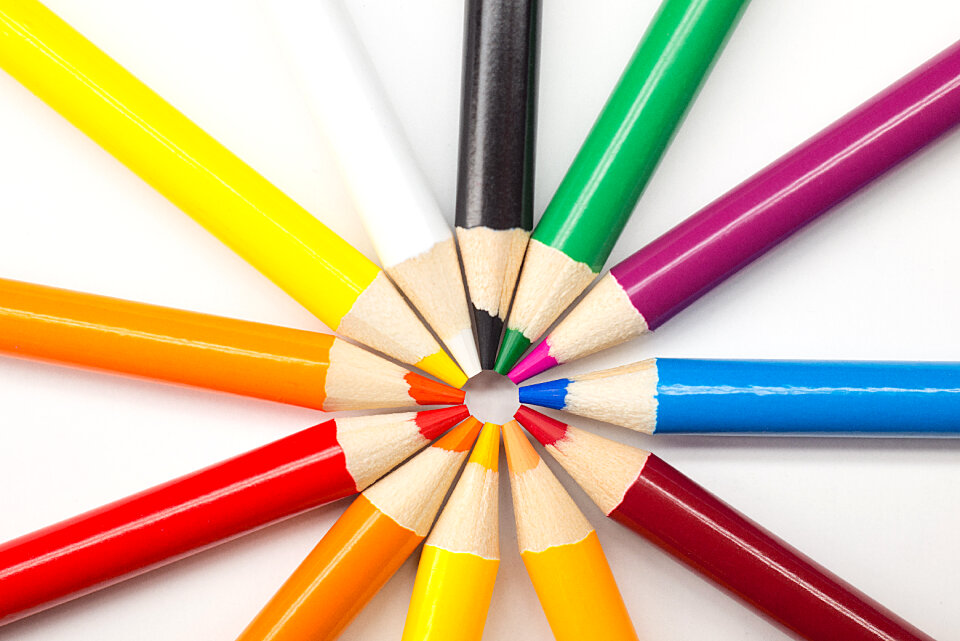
left=416, top=350, right=469, bottom=388
left=507, top=340, right=557, bottom=383
left=443, top=328, right=482, bottom=379
left=514, top=406, right=569, bottom=446
left=493, top=328, right=531, bottom=375
left=405, top=372, right=466, bottom=405
left=473, top=309, right=504, bottom=371
left=469, top=423, right=500, bottom=471
left=502, top=420, right=540, bottom=474
left=415, top=405, right=471, bottom=440
left=433, top=416, right=483, bottom=452
left=517, top=378, right=569, bottom=410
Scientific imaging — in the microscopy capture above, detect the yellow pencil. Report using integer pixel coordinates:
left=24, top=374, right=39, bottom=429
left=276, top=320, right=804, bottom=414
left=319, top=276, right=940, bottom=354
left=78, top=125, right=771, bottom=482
left=401, top=422, right=500, bottom=641
left=502, top=420, right=639, bottom=641
left=0, top=0, right=466, bottom=387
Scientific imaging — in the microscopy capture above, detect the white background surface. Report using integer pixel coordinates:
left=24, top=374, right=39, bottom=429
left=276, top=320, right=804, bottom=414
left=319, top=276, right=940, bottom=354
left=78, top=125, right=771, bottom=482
left=1, top=1, right=959, bottom=639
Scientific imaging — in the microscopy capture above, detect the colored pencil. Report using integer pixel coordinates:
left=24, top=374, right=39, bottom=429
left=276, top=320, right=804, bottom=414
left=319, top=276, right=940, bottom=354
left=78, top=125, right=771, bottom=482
left=454, top=0, right=541, bottom=369
left=401, top=422, right=500, bottom=641
left=502, top=420, right=638, bottom=641
left=0, top=278, right=465, bottom=411
left=0, top=0, right=466, bottom=388
left=0, top=406, right=468, bottom=626
left=494, top=0, right=750, bottom=373
left=263, top=0, right=480, bottom=378
left=515, top=406, right=937, bottom=641
left=236, top=416, right=483, bottom=641
left=519, top=358, right=960, bottom=435
left=509, top=39, right=960, bottom=384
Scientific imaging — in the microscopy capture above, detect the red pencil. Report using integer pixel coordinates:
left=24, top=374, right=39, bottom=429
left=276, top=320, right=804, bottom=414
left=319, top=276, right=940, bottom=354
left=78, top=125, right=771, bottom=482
left=514, top=406, right=936, bottom=641
left=0, top=406, right=468, bottom=625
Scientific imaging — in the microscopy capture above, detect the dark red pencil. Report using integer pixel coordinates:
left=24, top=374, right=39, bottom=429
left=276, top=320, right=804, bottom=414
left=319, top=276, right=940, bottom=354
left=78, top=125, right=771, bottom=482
left=0, top=406, right=469, bottom=625
left=514, top=406, right=936, bottom=641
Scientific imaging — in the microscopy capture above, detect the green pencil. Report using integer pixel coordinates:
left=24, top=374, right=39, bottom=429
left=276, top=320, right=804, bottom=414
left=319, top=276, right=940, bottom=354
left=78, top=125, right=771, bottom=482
left=494, top=0, right=750, bottom=373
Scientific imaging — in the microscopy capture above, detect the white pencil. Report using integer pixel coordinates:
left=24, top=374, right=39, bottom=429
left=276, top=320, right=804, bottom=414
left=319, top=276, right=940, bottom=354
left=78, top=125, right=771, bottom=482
left=263, top=0, right=481, bottom=378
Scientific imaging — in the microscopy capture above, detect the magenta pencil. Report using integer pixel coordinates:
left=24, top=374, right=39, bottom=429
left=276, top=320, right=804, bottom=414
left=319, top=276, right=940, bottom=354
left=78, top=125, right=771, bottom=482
left=509, top=40, right=960, bottom=383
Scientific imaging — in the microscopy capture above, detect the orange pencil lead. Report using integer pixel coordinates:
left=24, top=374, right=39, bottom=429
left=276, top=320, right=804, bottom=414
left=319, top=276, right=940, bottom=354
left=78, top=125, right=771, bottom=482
left=502, top=420, right=540, bottom=475
left=433, top=416, right=483, bottom=452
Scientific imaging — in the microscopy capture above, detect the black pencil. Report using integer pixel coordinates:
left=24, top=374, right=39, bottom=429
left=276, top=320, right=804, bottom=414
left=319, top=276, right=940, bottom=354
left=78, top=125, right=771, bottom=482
left=454, top=0, right=541, bottom=369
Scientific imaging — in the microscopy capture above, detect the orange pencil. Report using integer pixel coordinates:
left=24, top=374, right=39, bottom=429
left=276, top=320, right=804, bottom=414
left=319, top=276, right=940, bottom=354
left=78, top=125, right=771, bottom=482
left=0, top=278, right=463, bottom=410
left=236, top=416, right=484, bottom=641
left=502, top=420, right=639, bottom=641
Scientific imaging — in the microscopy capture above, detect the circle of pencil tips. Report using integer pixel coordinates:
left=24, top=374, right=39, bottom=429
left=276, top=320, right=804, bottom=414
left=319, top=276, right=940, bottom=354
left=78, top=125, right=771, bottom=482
left=0, top=0, right=956, bottom=639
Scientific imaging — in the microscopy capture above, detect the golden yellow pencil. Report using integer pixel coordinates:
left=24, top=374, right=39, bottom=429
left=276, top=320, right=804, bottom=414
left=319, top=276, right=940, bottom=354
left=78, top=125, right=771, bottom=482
left=401, top=422, right=500, bottom=641
left=502, top=420, right=639, bottom=641
left=0, top=0, right=465, bottom=387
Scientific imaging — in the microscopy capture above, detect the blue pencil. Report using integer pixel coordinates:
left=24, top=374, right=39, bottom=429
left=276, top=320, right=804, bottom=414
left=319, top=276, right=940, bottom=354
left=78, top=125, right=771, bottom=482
left=518, top=359, right=960, bottom=435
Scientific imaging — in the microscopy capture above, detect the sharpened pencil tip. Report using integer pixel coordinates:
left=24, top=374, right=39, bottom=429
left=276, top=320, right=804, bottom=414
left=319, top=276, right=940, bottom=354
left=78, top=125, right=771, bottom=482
left=405, top=372, right=467, bottom=405
left=507, top=340, right=558, bottom=383
left=416, top=350, right=469, bottom=389
left=502, top=420, right=540, bottom=474
left=494, top=328, right=531, bottom=374
left=443, top=328, right=482, bottom=379
left=433, top=416, right=483, bottom=452
left=514, top=406, right=569, bottom=446
left=415, top=405, right=471, bottom=440
left=469, top=423, right=501, bottom=471
left=473, top=309, right=504, bottom=371
left=517, top=378, right=569, bottom=410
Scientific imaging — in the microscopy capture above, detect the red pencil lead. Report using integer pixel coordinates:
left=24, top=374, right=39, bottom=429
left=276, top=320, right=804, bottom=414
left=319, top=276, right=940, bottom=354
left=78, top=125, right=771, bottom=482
left=514, top=405, right=569, bottom=446
left=415, top=405, right=471, bottom=440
